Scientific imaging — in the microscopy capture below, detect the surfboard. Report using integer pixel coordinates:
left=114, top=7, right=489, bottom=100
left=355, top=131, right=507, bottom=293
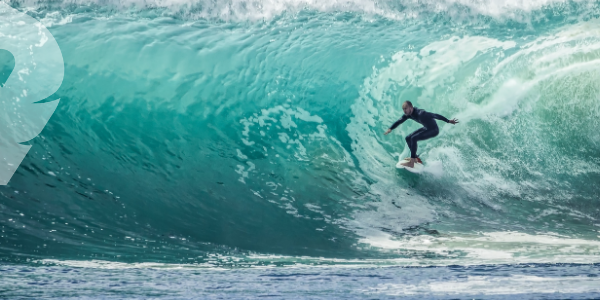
left=396, top=158, right=425, bottom=173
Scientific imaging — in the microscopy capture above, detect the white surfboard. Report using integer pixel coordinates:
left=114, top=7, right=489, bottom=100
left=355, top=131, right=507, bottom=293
left=396, top=160, right=425, bottom=173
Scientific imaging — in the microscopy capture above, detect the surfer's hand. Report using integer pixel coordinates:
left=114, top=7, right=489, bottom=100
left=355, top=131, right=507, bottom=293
left=448, top=118, right=459, bottom=125
left=384, top=129, right=392, bottom=135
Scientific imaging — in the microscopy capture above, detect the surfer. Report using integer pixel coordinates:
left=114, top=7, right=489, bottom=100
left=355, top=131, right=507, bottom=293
left=384, top=101, right=458, bottom=168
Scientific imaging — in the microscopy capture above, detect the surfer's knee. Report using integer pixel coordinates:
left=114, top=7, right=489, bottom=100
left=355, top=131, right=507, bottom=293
left=405, top=135, right=411, bottom=143
left=426, top=128, right=439, bottom=138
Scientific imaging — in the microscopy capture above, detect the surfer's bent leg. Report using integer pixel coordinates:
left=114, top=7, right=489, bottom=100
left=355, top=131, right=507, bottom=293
left=405, top=127, right=428, bottom=159
left=406, top=127, right=439, bottom=158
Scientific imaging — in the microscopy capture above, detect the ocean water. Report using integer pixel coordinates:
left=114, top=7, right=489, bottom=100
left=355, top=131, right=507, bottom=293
left=1, top=0, right=600, bottom=298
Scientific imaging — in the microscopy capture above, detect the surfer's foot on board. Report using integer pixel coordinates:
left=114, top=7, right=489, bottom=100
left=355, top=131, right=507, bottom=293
left=404, top=157, right=423, bottom=163
left=400, top=158, right=417, bottom=168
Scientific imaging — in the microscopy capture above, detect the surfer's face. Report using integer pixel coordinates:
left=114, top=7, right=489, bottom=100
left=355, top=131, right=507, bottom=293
left=403, top=106, right=413, bottom=115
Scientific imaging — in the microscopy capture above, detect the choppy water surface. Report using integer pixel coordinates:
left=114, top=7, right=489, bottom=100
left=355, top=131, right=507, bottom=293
left=2, top=262, right=600, bottom=299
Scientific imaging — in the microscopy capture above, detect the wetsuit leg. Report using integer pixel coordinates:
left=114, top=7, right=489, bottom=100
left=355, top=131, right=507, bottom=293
left=405, top=127, right=427, bottom=158
left=405, top=127, right=439, bottom=158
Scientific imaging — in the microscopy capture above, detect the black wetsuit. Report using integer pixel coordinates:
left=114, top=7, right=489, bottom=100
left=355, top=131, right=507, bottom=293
left=389, top=107, right=450, bottom=159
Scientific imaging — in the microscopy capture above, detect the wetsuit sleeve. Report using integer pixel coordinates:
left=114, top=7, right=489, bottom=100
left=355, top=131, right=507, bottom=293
left=389, top=115, right=409, bottom=130
left=430, top=113, right=450, bottom=123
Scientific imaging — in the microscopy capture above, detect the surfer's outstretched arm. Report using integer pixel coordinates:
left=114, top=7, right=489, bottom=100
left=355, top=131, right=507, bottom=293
left=431, top=112, right=459, bottom=125
left=430, top=113, right=450, bottom=123
left=384, top=115, right=409, bottom=135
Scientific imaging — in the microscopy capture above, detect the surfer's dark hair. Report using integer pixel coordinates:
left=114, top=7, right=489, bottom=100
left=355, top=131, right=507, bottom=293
left=402, top=101, right=413, bottom=108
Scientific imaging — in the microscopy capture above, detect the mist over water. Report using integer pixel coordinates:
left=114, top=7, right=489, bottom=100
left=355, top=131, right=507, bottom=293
left=1, top=0, right=600, bottom=278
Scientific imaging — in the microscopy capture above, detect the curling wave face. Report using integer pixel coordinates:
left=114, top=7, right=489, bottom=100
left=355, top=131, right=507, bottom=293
left=0, top=0, right=599, bottom=266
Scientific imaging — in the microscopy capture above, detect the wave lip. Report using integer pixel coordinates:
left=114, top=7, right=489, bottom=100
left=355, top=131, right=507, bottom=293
left=5, top=0, right=591, bottom=22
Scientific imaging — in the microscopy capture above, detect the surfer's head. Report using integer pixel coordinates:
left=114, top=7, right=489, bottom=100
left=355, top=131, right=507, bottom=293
left=402, top=101, right=414, bottom=115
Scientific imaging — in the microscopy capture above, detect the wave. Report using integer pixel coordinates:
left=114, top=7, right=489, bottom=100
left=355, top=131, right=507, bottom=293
left=0, top=0, right=599, bottom=265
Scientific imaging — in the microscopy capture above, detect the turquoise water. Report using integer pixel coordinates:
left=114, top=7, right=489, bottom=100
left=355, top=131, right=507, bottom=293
left=1, top=0, right=600, bottom=297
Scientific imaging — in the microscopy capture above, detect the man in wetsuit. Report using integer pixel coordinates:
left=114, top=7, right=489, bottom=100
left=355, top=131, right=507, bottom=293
left=384, top=101, right=458, bottom=168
